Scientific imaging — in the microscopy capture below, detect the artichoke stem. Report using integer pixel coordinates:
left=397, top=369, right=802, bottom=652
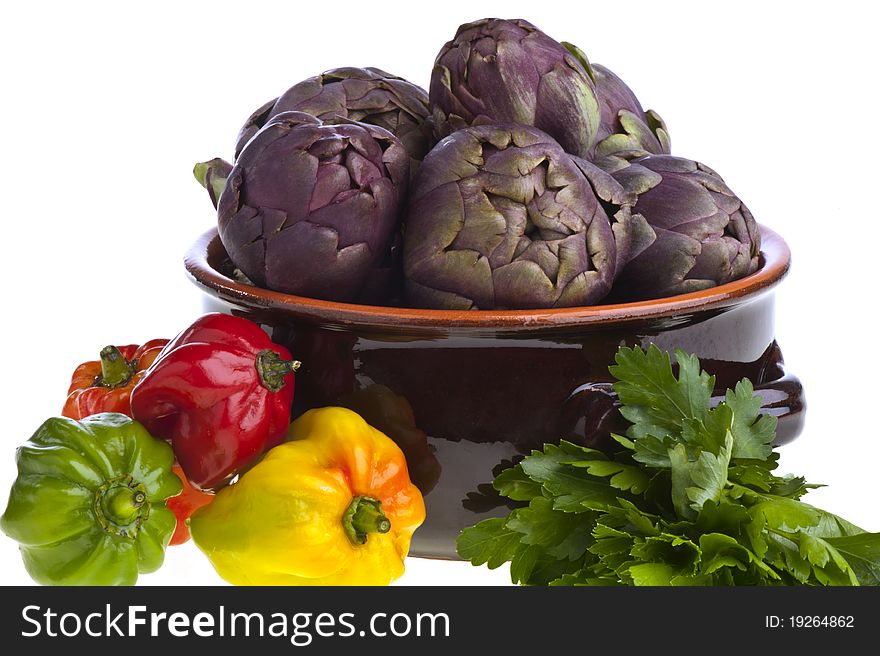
left=255, top=349, right=301, bottom=393
left=193, top=161, right=212, bottom=189
left=98, top=345, right=134, bottom=388
left=193, top=158, right=231, bottom=209
left=343, top=496, right=391, bottom=545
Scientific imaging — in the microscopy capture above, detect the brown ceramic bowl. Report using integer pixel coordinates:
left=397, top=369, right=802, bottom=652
left=184, top=225, right=804, bottom=559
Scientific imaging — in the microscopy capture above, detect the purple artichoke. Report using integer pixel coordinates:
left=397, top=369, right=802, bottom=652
left=217, top=111, right=410, bottom=302
left=610, top=155, right=761, bottom=300
left=563, top=44, right=670, bottom=166
left=403, top=124, right=649, bottom=310
left=234, top=67, right=433, bottom=167
left=591, top=63, right=670, bottom=162
left=429, top=18, right=600, bottom=159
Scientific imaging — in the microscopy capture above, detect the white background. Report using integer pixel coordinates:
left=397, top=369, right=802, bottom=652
left=1, top=0, right=878, bottom=586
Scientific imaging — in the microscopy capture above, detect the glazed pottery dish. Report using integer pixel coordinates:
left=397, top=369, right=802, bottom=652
left=184, top=225, right=804, bottom=558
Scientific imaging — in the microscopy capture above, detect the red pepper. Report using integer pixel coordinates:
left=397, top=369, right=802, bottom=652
left=62, top=340, right=169, bottom=419
left=130, top=313, right=300, bottom=491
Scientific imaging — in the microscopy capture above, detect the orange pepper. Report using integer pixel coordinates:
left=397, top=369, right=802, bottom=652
left=62, top=340, right=168, bottom=419
left=167, top=465, right=213, bottom=545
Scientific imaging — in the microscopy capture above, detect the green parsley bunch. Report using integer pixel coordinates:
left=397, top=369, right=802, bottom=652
left=457, top=345, right=880, bottom=585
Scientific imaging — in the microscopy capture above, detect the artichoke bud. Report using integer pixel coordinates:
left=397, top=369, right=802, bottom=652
left=609, top=155, right=761, bottom=301
left=234, top=67, right=433, bottom=173
left=218, top=111, right=410, bottom=303
left=565, top=57, right=673, bottom=168
left=403, top=125, right=638, bottom=310
left=429, top=18, right=601, bottom=158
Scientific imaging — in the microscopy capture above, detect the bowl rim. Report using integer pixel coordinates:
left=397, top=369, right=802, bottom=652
left=184, top=224, right=790, bottom=332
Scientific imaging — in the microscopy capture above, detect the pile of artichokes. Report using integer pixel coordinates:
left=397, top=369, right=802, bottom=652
left=197, top=17, right=761, bottom=308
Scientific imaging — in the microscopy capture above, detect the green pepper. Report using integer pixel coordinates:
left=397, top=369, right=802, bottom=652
left=0, top=413, right=182, bottom=585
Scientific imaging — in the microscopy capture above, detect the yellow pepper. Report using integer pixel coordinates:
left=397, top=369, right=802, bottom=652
left=189, top=407, right=426, bottom=585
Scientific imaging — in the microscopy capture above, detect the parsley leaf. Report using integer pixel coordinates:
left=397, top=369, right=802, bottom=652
left=565, top=450, right=651, bottom=495
left=610, top=345, right=713, bottom=440
left=668, top=429, right=733, bottom=520
left=506, top=496, right=594, bottom=560
left=824, top=534, right=880, bottom=585
left=519, top=443, right=626, bottom=512
left=455, top=517, right=521, bottom=569
left=493, top=464, right=542, bottom=501
left=457, top=345, right=880, bottom=586
left=724, top=379, right=777, bottom=459
left=627, top=563, right=678, bottom=586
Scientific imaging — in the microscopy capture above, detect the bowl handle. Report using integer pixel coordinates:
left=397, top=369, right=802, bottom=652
left=750, top=342, right=806, bottom=446
left=564, top=341, right=806, bottom=448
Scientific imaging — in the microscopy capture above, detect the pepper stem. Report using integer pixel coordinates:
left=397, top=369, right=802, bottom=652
left=343, top=495, right=391, bottom=546
left=103, top=486, right=146, bottom=523
left=255, top=349, right=301, bottom=393
left=94, top=476, right=150, bottom=540
left=98, top=345, right=134, bottom=388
